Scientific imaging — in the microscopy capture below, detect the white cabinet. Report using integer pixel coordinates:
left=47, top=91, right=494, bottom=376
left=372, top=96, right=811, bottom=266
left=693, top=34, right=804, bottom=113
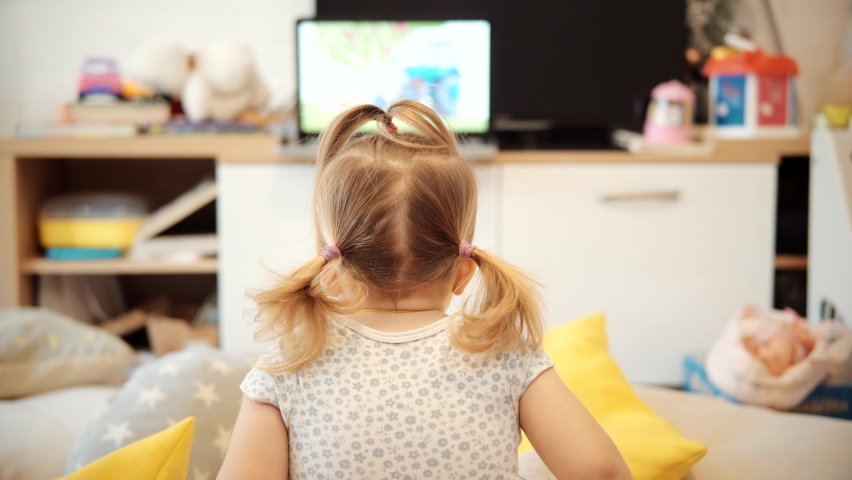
left=217, top=163, right=317, bottom=356
left=500, top=163, right=776, bottom=384
left=808, top=131, right=852, bottom=323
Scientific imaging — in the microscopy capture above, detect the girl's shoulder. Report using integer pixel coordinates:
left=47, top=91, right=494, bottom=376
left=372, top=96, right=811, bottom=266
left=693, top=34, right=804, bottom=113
left=476, top=346, right=554, bottom=395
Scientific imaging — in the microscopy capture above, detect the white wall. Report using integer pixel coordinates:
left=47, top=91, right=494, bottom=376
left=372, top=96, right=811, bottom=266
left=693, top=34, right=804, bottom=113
left=737, top=0, right=852, bottom=124
left=0, top=0, right=315, bottom=135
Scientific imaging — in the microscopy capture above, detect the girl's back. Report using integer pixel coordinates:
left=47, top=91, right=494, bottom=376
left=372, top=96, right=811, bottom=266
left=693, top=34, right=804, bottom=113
left=242, top=315, right=552, bottom=479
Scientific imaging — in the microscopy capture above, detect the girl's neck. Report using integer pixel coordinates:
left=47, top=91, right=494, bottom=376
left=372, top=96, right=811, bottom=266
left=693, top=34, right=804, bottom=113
left=351, top=293, right=451, bottom=333
left=350, top=309, right=448, bottom=333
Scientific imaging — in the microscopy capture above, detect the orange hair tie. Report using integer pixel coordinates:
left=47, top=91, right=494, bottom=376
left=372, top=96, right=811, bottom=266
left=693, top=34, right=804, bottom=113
left=384, top=116, right=398, bottom=134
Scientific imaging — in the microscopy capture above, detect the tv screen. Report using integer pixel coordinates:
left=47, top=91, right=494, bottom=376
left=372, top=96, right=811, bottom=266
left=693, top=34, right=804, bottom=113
left=298, top=20, right=491, bottom=134
left=316, top=0, right=686, bottom=130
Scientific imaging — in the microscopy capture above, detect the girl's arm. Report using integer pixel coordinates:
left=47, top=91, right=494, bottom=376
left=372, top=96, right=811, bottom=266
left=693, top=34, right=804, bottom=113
left=218, top=395, right=289, bottom=480
left=519, top=368, right=632, bottom=480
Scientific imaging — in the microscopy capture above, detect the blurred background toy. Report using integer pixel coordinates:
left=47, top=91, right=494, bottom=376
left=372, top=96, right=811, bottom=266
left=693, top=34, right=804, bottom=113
left=703, top=48, right=799, bottom=138
left=39, top=193, right=148, bottom=260
left=820, top=63, right=852, bottom=129
left=181, top=42, right=270, bottom=123
left=644, top=80, right=696, bottom=144
left=77, top=57, right=123, bottom=101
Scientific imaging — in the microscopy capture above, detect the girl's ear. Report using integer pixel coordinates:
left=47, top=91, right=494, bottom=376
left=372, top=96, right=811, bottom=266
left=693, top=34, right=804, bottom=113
left=452, top=258, right=477, bottom=295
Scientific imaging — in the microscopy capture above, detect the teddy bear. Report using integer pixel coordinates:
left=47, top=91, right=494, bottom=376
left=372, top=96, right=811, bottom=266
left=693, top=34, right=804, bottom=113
left=182, top=42, right=270, bottom=122
left=127, top=41, right=269, bottom=122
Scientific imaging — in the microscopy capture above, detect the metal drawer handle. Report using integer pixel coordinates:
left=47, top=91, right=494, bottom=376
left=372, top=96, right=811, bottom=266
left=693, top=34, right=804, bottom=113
left=599, top=189, right=681, bottom=203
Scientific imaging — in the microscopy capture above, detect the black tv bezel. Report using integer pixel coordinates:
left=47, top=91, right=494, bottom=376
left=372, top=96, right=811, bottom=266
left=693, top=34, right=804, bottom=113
left=295, top=18, right=493, bottom=139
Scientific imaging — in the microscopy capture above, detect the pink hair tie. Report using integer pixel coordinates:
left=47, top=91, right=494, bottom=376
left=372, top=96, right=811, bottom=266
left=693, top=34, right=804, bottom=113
left=459, top=241, right=476, bottom=259
left=320, top=245, right=341, bottom=263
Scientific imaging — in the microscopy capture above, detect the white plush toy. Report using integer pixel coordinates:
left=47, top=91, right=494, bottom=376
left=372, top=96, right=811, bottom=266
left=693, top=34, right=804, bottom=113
left=127, top=41, right=190, bottom=97
left=706, top=306, right=852, bottom=410
left=182, top=42, right=270, bottom=122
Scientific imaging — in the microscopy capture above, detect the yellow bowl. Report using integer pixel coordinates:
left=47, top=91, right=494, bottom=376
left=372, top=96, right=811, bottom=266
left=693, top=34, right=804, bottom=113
left=39, top=218, right=143, bottom=249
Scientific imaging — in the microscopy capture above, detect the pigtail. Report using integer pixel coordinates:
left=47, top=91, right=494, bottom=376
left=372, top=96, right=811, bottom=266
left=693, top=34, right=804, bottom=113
left=455, top=248, right=544, bottom=353
left=385, top=100, right=459, bottom=155
left=316, top=104, right=387, bottom=176
left=251, top=256, right=352, bottom=373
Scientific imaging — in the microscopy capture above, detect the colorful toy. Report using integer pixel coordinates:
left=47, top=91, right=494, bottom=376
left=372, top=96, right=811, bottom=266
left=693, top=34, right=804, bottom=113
left=705, top=306, right=852, bottom=410
left=684, top=353, right=852, bottom=420
left=78, top=57, right=123, bottom=100
left=39, top=194, right=147, bottom=250
left=703, top=49, right=799, bottom=138
left=643, top=80, right=695, bottom=144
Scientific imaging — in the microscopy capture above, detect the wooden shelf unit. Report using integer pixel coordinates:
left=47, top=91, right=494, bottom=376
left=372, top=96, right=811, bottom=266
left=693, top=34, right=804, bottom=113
left=20, top=257, right=219, bottom=275
left=0, top=135, right=811, bottom=308
left=1, top=138, right=224, bottom=307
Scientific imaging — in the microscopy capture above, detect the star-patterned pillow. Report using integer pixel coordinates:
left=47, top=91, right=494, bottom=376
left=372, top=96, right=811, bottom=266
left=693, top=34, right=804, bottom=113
left=0, top=308, right=136, bottom=399
left=65, top=343, right=250, bottom=480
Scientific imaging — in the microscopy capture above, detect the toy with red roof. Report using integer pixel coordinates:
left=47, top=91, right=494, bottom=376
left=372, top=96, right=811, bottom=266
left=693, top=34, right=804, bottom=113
left=704, top=49, right=799, bottom=138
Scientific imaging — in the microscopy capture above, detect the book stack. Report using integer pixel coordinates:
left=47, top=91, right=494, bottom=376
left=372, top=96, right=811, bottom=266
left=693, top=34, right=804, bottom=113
left=16, top=101, right=171, bottom=139
left=612, top=129, right=716, bottom=156
left=68, top=102, right=171, bottom=125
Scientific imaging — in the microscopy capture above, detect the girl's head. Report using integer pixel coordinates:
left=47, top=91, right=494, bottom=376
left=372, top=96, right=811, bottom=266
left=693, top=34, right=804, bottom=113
left=254, top=100, right=542, bottom=372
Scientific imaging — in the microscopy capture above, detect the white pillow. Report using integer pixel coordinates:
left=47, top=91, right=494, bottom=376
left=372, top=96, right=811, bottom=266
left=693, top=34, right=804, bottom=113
left=0, top=386, right=117, bottom=480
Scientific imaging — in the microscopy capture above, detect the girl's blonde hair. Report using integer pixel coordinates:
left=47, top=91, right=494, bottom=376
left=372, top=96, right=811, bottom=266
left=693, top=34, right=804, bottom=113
left=253, top=100, right=543, bottom=372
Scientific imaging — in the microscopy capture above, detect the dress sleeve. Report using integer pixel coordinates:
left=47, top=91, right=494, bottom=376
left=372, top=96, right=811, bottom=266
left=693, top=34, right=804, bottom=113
left=240, top=367, right=292, bottom=429
left=520, top=348, right=555, bottom=392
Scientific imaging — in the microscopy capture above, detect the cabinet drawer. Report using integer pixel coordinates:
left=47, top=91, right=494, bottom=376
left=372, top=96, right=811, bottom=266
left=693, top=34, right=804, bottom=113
left=501, top=163, right=776, bottom=384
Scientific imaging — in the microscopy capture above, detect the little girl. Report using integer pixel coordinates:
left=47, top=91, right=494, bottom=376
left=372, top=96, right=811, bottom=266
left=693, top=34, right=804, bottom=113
left=219, top=101, right=630, bottom=480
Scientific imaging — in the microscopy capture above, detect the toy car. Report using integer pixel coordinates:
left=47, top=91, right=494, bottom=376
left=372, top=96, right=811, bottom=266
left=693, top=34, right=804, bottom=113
left=78, top=57, right=123, bottom=100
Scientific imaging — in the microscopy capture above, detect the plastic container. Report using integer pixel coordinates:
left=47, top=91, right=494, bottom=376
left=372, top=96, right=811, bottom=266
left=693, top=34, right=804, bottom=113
left=39, top=194, right=147, bottom=249
left=644, top=80, right=695, bottom=144
left=703, top=49, right=799, bottom=138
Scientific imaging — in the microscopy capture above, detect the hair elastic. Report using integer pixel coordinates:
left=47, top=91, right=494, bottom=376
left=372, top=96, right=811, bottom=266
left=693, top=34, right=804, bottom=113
left=383, top=115, right=398, bottom=134
left=459, top=241, right=476, bottom=259
left=320, top=245, right=341, bottom=263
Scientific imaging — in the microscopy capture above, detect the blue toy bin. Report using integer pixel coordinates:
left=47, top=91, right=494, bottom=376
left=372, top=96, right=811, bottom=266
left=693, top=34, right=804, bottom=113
left=683, top=354, right=852, bottom=420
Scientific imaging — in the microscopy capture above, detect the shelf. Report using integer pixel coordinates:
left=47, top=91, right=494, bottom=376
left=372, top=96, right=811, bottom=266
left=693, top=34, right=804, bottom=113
left=775, top=254, right=808, bottom=270
left=21, top=257, right=219, bottom=275
left=0, top=134, right=810, bottom=165
left=0, top=135, right=282, bottom=163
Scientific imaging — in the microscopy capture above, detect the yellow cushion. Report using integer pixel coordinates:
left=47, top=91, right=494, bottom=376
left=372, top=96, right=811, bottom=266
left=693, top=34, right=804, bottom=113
left=60, top=417, right=195, bottom=480
left=518, top=314, right=707, bottom=480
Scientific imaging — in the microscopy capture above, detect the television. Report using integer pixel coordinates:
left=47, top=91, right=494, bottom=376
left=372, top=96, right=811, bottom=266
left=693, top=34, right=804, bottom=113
left=297, top=20, right=491, bottom=135
left=316, top=0, right=686, bottom=143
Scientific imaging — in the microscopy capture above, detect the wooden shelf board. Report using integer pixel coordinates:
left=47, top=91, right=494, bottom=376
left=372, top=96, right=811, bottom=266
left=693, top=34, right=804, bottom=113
left=0, top=135, right=283, bottom=163
left=775, top=254, right=808, bottom=270
left=0, top=134, right=810, bottom=165
left=21, top=257, right=219, bottom=275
